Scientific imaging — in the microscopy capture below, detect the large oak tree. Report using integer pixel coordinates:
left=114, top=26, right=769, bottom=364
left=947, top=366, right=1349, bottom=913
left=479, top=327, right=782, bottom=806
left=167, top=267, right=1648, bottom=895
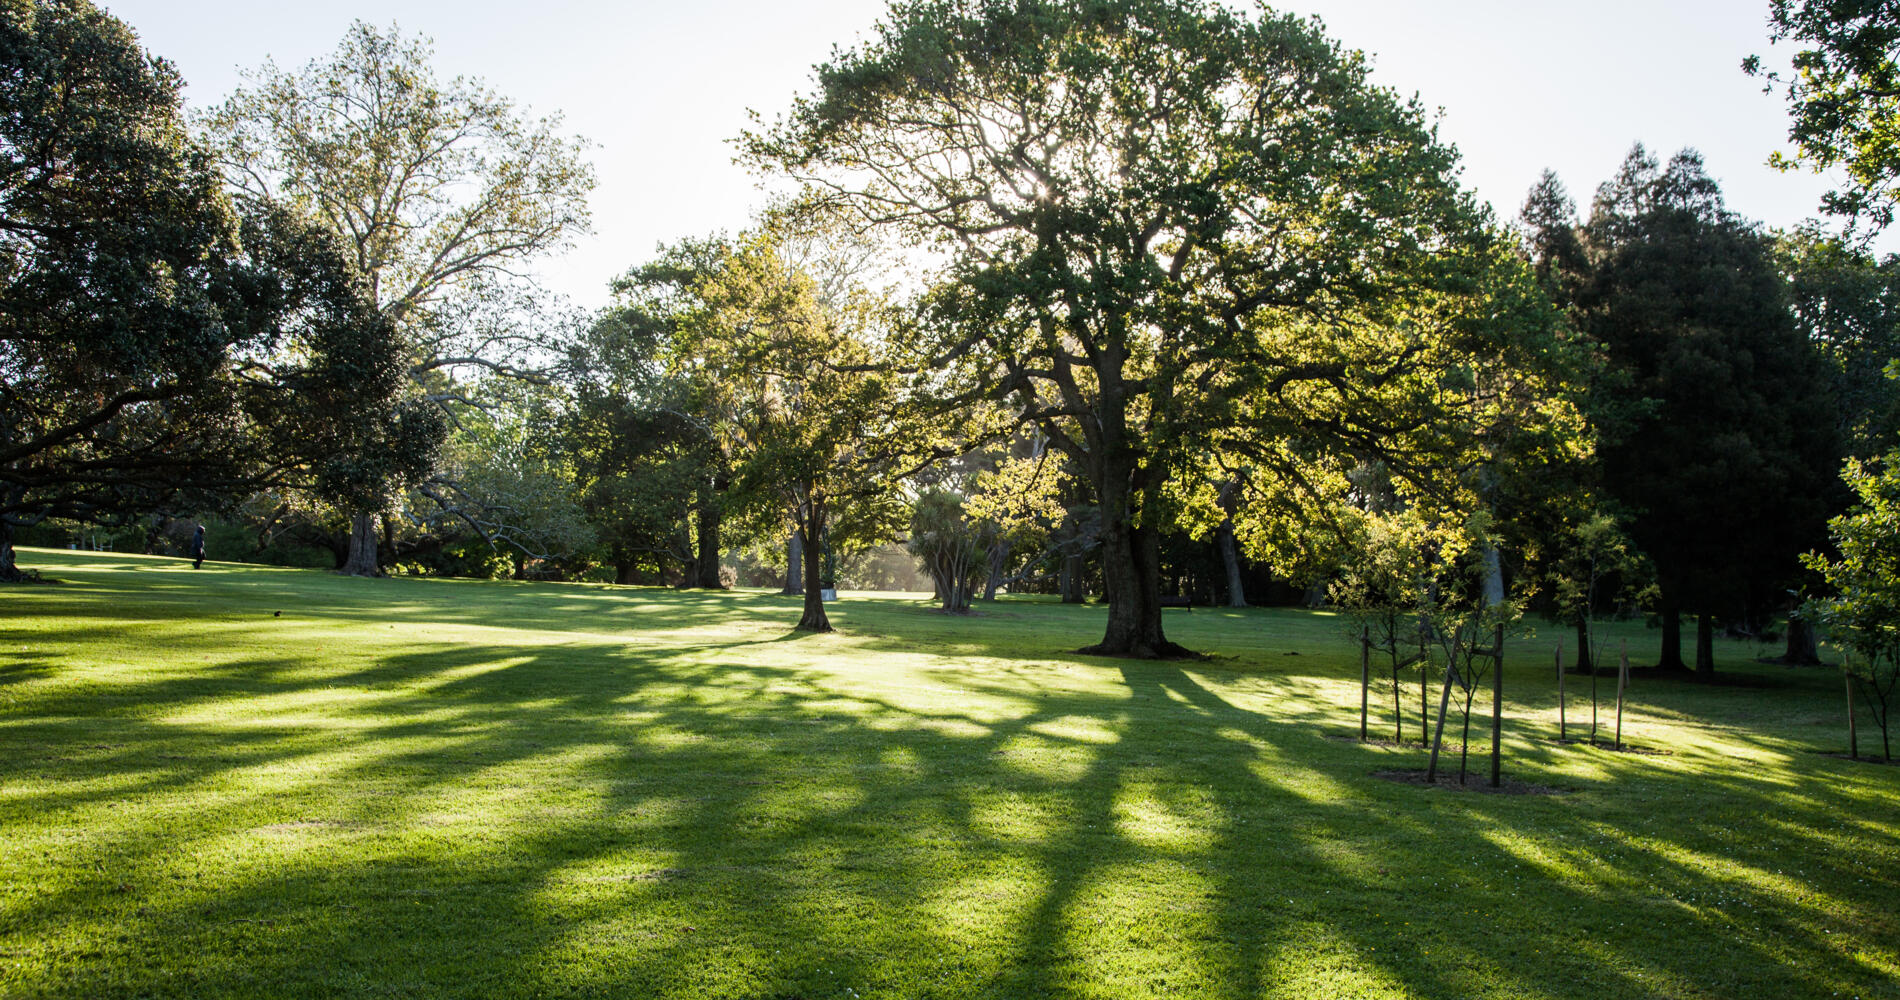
left=746, top=0, right=1568, bottom=656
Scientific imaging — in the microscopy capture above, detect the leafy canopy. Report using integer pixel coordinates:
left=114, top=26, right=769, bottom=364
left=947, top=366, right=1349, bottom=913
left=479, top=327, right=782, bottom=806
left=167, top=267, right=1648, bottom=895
left=1748, top=0, right=1900, bottom=232
left=0, top=0, right=416, bottom=560
left=745, top=0, right=1576, bottom=655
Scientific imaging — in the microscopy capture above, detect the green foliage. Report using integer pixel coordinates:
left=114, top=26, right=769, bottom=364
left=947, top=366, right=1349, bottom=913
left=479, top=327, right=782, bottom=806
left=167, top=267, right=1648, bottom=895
left=692, top=228, right=927, bottom=627
left=0, top=1, right=415, bottom=576
left=1804, top=449, right=1900, bottom=758
left=907, top=488, right=987, bottom=612
left=1748, top=0, right=1900, bottom=232
left=747, top=0, right=1578, bottom=655
left=1539, top=146, right=1841, bottom=662
left=200, top=21, right=593, bottom=323
left=425, top=397, right=595, bottom=574
left=566, top=238, right=736, bottom=580
left=1776, top=224, right=1900, bottom=457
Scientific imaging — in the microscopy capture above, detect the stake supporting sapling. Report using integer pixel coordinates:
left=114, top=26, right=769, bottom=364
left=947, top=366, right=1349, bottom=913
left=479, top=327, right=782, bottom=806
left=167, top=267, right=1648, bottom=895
left=1490, top=623, right=1503, bottom=788
left=1426, top=634, right=1462, bottom=784
left=1557, top=642, right=1566, bottom=742
left=1391, top=640, right=1406, bottom=744
left=1616, top=641, right=1629, bottom=752
left=1847, top=666, right=1858, bottom=760
left=1360, top=626, right=1371, bottom=742
left=1591, top=650, right=1600, bottom=745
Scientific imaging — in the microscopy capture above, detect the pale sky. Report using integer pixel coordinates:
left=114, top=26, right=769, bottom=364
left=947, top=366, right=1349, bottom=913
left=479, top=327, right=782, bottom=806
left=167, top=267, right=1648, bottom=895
left=101, top=0, right=1852, bottom=310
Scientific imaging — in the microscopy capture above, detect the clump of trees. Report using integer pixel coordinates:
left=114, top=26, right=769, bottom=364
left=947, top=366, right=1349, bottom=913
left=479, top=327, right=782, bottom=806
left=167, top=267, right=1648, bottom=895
left=1, top=0, right=417, bottom=580
left=199, top=21, right=595, bottom=576
left=1521, top=149, right=1840, bottom=677
left=908, top=490, right=986, bottom=614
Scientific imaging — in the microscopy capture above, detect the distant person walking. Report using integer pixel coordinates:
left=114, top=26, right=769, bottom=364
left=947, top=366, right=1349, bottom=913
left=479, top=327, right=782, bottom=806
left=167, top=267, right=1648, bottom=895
left=190, top=524, right=206, bottom=570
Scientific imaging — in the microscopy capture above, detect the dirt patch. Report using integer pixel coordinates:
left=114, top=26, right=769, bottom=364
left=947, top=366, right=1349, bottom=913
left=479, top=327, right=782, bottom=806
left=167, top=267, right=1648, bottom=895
left=1324, top=732, right=1431, bottom=750
left=1811, top=751, right=1899, bottom=766
left=1372, top=768, right=1571, bottom=795
left=1540, top=737, right=1672, bottom=756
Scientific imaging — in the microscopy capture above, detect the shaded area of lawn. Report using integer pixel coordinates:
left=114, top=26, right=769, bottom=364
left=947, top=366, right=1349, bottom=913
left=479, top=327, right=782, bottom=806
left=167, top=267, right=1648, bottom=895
left=2, top=549, right=1896, bottom=999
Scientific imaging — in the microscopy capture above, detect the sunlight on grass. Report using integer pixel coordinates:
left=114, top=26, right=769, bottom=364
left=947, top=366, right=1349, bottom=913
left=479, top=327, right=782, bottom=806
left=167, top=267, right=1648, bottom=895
left=3, top=549, right=1898, bottom=999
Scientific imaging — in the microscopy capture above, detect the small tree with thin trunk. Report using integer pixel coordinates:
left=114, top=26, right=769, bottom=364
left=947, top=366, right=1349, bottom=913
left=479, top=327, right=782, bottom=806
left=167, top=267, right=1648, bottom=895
left=690, top=230, right=929, bottom=632
left=1332, top=509, right=1440, bottom=745
left=1420, top=528, right=1517, bottom=786
left=1805, top=448, right=1900, bottom=761
left=908, top=490, right=986, bottom=613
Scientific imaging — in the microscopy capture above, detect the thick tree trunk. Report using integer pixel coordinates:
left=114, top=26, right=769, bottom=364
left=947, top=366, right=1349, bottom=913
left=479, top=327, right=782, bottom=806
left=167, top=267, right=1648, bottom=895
left=782, top=531, right=804, bottom=595
left=0, top=520, right=22, bottom=582
left=1575, top=617, right=1595, bottom=676
left=614, top=559, right=634, bottom=586
left=1657, top=595, right=1687, bottom=671
left=1218, top=517, right=1247, bottom=608
left=1480, top=541, right=1506, bottom=607
left=982, top=540, right=1009, bottom=600
left=796, top=510, right=830, bottom=632
left=694, top=496, right=723, bottom=589
left=1696, top=614, right=1716, bottom=679
left=1783, top=615, right=1823, bottom=665
left=340, top=512, right=380, bottom=576
left=1061, top=552, right=1086, bottom=603
left=1082, top=504, right=1186, bottom=658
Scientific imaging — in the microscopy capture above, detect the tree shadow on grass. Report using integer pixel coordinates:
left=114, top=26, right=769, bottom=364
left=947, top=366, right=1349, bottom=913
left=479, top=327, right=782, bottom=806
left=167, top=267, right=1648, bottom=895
left=5, top=566, right=1899, bottom=998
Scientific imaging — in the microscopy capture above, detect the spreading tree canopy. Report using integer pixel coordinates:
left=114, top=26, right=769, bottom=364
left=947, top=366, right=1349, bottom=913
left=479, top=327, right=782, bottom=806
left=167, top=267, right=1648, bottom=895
left=1748, top=0, right=1900, bottom=233
left=200, top=21, right=594, bottom=575
left=746, top=0, right=1573, bottom=656
left=0, top=0, right=416, bottom=579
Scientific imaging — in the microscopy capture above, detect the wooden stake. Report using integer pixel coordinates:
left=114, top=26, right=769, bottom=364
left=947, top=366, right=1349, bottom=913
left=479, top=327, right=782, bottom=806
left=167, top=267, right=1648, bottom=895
left=1590, top=649, right=1599, bottom=745
left=1360, top=626, right=1370, bottom=742
left=1557, top=642, right=1566, bottom=742
left=1426, top=634, right=1462, bottom=784
left=1490, top=624, right=1504, bottom=789
left=1615, top=640, right=1629, bottom=752
left=1847, top=665, right=1859, bottom=761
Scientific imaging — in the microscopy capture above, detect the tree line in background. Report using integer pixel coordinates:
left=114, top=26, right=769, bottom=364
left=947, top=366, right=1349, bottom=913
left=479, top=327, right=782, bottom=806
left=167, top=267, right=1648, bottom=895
left=7, top=0, right=1900, bottom=751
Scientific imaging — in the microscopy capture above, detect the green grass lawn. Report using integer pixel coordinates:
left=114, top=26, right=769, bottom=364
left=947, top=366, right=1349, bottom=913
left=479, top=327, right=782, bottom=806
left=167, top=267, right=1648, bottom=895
left=2, top=548, right=1896, bottom=999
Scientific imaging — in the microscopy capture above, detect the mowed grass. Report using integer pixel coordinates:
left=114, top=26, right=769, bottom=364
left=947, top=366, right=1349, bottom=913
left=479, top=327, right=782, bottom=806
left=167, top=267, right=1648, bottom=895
left=1, top=549, right=1896, bottom=1000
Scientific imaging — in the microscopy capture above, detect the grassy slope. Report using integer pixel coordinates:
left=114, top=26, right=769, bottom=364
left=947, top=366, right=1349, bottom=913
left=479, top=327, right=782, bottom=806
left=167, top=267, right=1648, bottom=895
left=1, top=548, right=1895, bottom=1000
